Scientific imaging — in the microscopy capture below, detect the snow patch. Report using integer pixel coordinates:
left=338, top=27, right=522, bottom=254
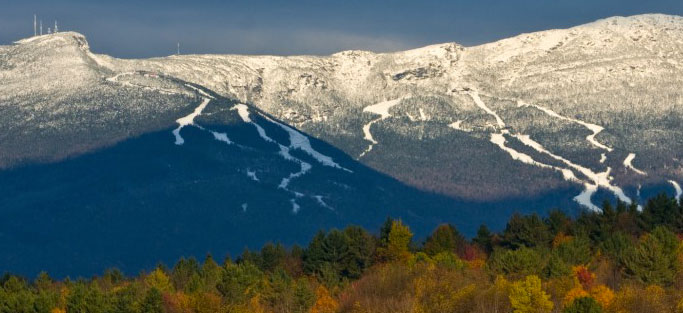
left=669, top=180, right=682, bottom=203
left=518, top=100, right=613, bottom=152
left=290, top=199, right=301, bottom=214
left=231, top=103, right=347, bottom=211
left=359, top=97, right=407, bottom=158
left=232, top=104, right=275, bottom=143
left=449, top=120, right=471, bottom=132
left=172, top=97, right=211, bottom=145
left=313, top=195, right=334, bottom=211
left=263, top=116, right=351, bottom=172
left=419, top=108, right=428, bottom=121
left=623, top=153, right=647, bottom=175
left=466, top=91, right=631, bottom=212
left=469, top=91, right=505, bottom=128
left=574, top=184, right=601, bottom=212
left=514, top=133, right=631, bottom=206
left=185, top=84, right=215, bottom=99
left=246, top=170, right=259, bottom=182
left=211, top=132, right=232, bottom=144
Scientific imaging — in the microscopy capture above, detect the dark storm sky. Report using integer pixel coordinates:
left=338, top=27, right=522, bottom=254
left=1, top=0, right=683, bottom=58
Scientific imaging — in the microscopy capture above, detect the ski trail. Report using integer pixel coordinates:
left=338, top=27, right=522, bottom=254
left=419, top=108, right=428, bottom=121
left=513, top=133, right=632, bottom=205
left=465, top=90, right=632, bottom=211
left=185, top=84, right=216, bottom=99
left=246, top=169, right=259, bottom=182
left=517, top=100, right=613, bottom=152
left=290, top=199, right=301, bottom=214
left=263, top=116, right=352, bottom=172
left=232, top=104, right=275, bottom=143
left=172, top=97, right=211, bottom=145
left=233, top=104, right=307, bottom=191
left=490, top=131, right=579, bottom=182
left=313, top=195, right=335, bottom=211
left=449, top=120, right=471, bottom=132
left=233, top=103, right=349, bottom=213
left=211, top=132, right=232, bottom=145
left=105, top=72, right=185, bottom=95
left=574, top=184, right=601, bottom=212
left=468, top=91, right=505, bottom=128
left=669, top=180, right=682, bottom=203
left=359, top=97, right=405, bottom=158
left=624, top=153, right=647, bottom=175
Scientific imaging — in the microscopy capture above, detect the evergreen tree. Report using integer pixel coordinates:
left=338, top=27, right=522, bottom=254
left=622, top=226, right=679, bottom=285
left=563, top=297, right=602, bottom=313
left=640, top=193, right=681, bottom=232
left=377, top=220, right=413, bottom=261
left=378, top=216, right=395, bottom=246
left=487, top=247, right=545, bottom=278
left=473, top=224, right=494, bottom=253
left=303, top=231, right=327, bottom=275
left=171, top=257, right=199, bottom=292
left=217, top=260, right=263, bottom=304
left=260, top=242, right=287, bottom=272
left=423, top=224, right=465, bottom=256
left=546, top=210, right=571, bottom=236
left=140, top=288, right=163, bottom=313
left=502, top=214, right=552, bottom=249
left=343, top=226, right=375, bottom=279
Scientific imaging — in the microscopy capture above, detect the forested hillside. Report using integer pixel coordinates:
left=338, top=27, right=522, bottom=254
left=1, top=194, right=682, bottom=313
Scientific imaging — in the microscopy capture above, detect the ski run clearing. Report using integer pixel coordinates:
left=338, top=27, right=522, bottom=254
left=670, top=180, right=682, bottom=203
left=232, top=103, right=349, bottom=213
left=624, top=153, right=647, bottom=176
left=359, top=97, right=407, bottom=158
left=465, top=89, right=632, bottom=212
left=172, top=97, right=211, bottom=145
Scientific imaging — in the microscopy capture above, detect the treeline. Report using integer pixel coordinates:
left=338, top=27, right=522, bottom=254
left=1, top=193, right=683, bottom=313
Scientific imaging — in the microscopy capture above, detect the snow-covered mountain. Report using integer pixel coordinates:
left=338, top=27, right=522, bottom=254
left=1, top=14, right=682, bottom=275
left=77, top=14, right=681, bottom=208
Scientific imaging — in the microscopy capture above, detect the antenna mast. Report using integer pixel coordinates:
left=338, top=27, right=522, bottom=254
left=54, top=20, right=58, bottom=33
left=34, top=15, right=37, bottom=36
left=40, top=20, right=43, bottom=35
left=177, top=42, right=180, bottom=55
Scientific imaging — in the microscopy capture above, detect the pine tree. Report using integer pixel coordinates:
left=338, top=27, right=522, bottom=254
left=563, top=297, right=602, bottom=313
left=423, top=224, right=465, bottom=256
left=473, top=224, right=494, bottom=253
left=140, top=288, right=163, bottom=313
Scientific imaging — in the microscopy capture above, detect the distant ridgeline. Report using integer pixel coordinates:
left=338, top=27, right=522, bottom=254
left=1, top=14, right=683, bottom=278
left=0, top=193, right=682, bottom=313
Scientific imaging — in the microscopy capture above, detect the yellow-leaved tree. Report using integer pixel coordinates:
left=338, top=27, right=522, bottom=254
left=589, top=284, right=615, bottom=309
left=563, top=286, right=589, bottom=307
left=378, top=220, right=413, bottom=262
left=145, top=267, right=173, bottom=292
left=509, top=275, right=553, bottom=313
left=311, top=285, right=338, bottom=313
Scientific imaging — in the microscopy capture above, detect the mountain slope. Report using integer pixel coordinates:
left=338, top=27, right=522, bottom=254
left=1, top=14, right=683, bottom=276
